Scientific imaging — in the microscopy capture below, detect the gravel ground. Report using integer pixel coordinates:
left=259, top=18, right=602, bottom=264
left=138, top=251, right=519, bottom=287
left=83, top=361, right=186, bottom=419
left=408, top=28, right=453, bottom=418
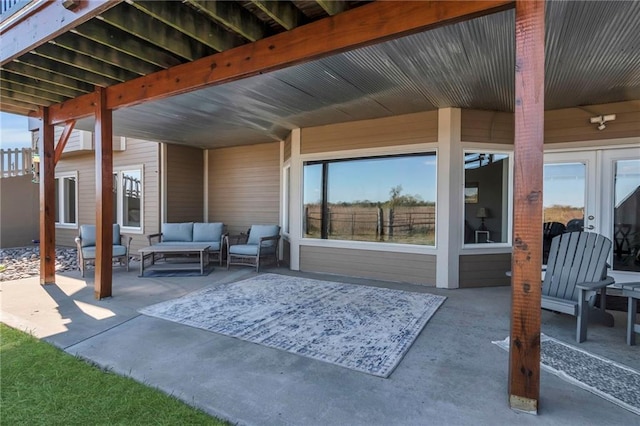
left=0, top=246, right=78, bottom=281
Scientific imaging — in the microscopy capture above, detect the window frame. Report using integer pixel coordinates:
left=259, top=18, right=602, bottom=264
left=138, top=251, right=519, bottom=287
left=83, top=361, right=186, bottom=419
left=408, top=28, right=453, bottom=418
left=54, top=171, right=78, bottom=229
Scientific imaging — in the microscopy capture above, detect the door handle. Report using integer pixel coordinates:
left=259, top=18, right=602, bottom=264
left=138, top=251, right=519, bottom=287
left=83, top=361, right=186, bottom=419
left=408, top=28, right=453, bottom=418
left=586, top=225, right=595, bottom=230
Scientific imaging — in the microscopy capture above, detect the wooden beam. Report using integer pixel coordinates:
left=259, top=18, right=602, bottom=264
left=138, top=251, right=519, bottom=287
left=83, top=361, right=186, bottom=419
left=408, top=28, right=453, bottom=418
left=185, top=0, right=268, bottom=42
left=99, top=6, right=213, bottom=61
left=1, top=0, right=121, bottom=65
left=1, top=88, right=54, bottom=107
left=316, top=0, right=347, bottom=16
left=49, top=92, right=97, bottom=126
left=94, top=87, right=113, bottom=300
left=1, top=69, right=86, bottom=99
left=0, top=79, right=68, bottom=103
left=72, top=20, right=182, bottom=69
left=34, top=43, right=137, bottom=82
left=250, top=0, right=303, bottom=31
left=0, top=98, right=36, bottom=115
left=18, top=53, right=121, bottom=87
left=52, top=32, right=160, bottom=76
left=2, top=60, right=94, bottom=93
left=46, top=1, right=514, bottom=123
left=128, top=0, right=241, bottom=52
left=509, top=0, right=545, bottom=414
left=54, top=120, right=76, bottom=165
left=38, top=107, right=56, bottom=285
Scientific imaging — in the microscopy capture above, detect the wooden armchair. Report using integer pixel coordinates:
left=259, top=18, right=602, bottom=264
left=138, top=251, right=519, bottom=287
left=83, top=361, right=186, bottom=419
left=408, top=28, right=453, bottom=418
left=225, top=225, right=280, bottom=272
left=75, top=224, right=132, bottom=277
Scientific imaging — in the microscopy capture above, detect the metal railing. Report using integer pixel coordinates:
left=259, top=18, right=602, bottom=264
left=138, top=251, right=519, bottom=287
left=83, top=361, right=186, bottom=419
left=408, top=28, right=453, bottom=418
left=0, top=147, right=33, bottom=178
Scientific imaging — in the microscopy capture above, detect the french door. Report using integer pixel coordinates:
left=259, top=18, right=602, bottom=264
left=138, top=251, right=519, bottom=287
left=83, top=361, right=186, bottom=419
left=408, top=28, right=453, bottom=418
left=544, top=147, right=640, bottom=275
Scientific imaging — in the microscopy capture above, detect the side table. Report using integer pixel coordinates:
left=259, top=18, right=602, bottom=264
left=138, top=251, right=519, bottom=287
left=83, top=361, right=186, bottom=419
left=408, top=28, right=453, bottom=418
left=621, top=283, right=640, bottom=345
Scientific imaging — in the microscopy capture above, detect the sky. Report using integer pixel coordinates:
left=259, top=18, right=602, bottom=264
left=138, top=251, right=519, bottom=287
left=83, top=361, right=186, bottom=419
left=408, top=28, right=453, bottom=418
left=0, top=112, right=32, bottom=149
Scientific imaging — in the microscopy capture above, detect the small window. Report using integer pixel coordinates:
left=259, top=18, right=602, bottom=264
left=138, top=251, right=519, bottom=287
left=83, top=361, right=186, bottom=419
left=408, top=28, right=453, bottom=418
left=54, top=173, right=77, bottom=227
left=463, top=152, right=511, bottom=244
left=113, top=167, right=143, bottom=230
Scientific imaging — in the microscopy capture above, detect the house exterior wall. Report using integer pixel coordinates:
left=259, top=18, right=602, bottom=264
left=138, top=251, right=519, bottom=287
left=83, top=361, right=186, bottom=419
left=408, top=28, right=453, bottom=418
left=461, top=100, right=640, bottom=144
left=207, top=142, right=280, bottom=235
left=165, top=144, right=204, bottom=222
left=300, top=246, right=437, bottom=285
left=283, top=133, right=291, bottom=162
left=0, top=175, right=39, bottom=248
left=459, top=253, right=511, bottom=288
left=301, top=110, right=438, bottom=154
left=55, top=138, right=160, bottom=253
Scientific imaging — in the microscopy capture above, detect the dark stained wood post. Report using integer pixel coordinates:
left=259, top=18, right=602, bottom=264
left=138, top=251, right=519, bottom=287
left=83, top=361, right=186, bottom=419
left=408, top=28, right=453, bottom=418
left=94, top=86, right=114, bottom=299
left=39, top=107, right=56, bottom=285
left=509, top=0, right=545, bottom=414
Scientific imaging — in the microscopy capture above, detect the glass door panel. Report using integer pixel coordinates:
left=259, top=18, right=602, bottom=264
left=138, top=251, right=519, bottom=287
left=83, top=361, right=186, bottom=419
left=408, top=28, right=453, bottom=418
left=611, top=158, right=640, bottom=272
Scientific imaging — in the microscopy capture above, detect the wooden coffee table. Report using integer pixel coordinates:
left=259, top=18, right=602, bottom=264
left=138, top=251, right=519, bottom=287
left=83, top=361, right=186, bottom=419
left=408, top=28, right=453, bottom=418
left=138, top=244, right=211, bottom=276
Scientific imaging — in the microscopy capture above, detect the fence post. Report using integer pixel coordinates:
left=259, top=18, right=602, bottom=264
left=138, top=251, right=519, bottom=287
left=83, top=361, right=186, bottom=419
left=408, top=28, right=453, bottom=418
left=304, top=206, right=309, bottom=235
left=377, top=207, right=384, bottom=239
left=351, top=212, right=355, bottom=236
left=388, top=208, right=394, bottom=238
left=0, top=149, right=5, bottom=177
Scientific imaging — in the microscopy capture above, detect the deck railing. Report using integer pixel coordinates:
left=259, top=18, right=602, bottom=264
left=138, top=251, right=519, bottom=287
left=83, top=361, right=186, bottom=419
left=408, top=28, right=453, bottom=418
left=0, top=147, right=34, bottom=178
left=1, top=0, right=28, bottom=19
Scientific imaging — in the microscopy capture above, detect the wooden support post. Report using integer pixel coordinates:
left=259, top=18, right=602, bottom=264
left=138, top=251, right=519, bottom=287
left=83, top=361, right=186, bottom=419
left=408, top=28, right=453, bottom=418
left=94, top=87, right=114, bottom=299
left=509, top=0, right=545, bottom=414
left=39, top=107, right=56, bottom=285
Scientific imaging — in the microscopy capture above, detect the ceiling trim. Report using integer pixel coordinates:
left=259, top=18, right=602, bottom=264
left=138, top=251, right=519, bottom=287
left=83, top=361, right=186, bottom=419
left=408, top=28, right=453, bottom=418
left=45, top=0, right=514, bottom=125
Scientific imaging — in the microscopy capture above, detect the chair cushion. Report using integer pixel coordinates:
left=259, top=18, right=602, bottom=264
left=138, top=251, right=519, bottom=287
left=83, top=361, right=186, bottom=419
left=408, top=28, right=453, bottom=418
left=193, top=222, right=223, bottom=243
left=155, top=241, right=221, bottom=251
left=229, top=244, right=259, bottom=256
left=80, top=225, right=96, bottom=247
left=82, top=245, right=127, bottom=259
left=162, top=223, right=193, bottom=242
left=247, top=225, right=280, bottom=245
left=80, top=224, right=121, bottom=247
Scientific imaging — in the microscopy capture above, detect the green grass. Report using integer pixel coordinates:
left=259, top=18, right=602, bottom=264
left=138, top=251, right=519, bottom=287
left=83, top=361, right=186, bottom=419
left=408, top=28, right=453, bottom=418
left=0, top=324, right=228, bottom=425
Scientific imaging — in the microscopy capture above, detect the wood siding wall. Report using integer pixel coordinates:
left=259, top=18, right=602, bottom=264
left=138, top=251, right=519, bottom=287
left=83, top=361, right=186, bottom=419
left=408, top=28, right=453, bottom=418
left=458, top=253, right=511, bottom=288
left=207, top=142, right=280, bottom=235
left=299, top=246, right=437, bottom=286
left=461, top=100, right=640, bottom=144
left=301, top=110, right=438, bottom=154
left=54, top=138, right=160, bottom=253
left=166, top=144, right=204, bottom=222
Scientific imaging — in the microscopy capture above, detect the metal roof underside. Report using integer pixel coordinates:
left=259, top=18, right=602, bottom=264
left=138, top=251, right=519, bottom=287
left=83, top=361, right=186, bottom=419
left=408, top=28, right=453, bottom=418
left=2, top=0, right=639, bottom=149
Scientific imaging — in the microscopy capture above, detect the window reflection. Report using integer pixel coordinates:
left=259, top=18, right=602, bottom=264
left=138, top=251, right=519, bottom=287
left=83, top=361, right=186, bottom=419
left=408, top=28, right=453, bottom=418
left=304, top=153, right=437, bottom=245
left=613, top=159, right=640, bottom=272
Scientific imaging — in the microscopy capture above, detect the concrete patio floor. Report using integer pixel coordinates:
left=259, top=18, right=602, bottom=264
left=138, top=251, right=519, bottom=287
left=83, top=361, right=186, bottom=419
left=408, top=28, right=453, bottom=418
left=1, top=263, right=638, bottom=425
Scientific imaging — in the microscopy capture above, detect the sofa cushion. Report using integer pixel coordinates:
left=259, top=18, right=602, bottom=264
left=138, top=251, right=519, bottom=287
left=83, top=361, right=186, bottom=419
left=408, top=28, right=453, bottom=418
left=155, top=241, right=221, bottom=251
left=229, top=244, right=259, bottom=256
left=162, top=222, right=193, bottom=242
left=247, top=225, right=280, bottom=246
left=193, top=222, right=223, bottom=243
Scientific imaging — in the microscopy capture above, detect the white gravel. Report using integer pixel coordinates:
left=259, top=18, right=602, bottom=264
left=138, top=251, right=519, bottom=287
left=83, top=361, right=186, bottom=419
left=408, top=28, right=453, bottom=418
left=0, top=246, right=78, bottom=281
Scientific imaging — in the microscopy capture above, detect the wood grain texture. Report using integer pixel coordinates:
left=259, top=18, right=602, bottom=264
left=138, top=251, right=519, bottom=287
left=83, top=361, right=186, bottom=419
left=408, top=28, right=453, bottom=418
left=94, top=87, right=113, bottom=300
left=38, top=107, right=56, bottom=284
left=509, top=0, right=544, bottom=413
left=53, top=120, right=76, bottom=165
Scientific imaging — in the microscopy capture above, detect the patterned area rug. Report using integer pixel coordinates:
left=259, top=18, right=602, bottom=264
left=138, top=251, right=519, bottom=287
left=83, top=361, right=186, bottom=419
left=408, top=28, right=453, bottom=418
left=140, top=273, right=446, bottom=377
left=493, top=335, right=640, bottom=415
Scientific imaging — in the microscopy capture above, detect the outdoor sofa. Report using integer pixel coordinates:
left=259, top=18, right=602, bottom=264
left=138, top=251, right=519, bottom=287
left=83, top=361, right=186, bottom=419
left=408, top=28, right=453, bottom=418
left=147, top=222, right=226, bottom=265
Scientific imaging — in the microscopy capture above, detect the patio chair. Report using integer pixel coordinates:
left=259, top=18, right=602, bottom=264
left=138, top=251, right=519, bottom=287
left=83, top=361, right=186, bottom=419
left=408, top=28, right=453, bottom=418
left=543, top=221, right=566, bottom=263
left=225, top=225, right=280, bottom=272
left=75, top=224, right=132, bottom=277
left=542, top=231, right=615, bottom=343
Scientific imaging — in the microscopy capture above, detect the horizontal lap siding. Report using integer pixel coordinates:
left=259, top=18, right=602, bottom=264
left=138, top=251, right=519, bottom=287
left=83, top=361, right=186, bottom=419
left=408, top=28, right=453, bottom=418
left=54, top=138, right=159, bottom=253
left=461, top=110, right=514, bottom=144
left=301, top=111, right=438, bottom=154
left=166, top=144, right=204, bottom=222
left=300, top=245, right=436, bottom=286
left=458, top=253, right=511, bottom=288
left=208, top=142, right=280, bottom=235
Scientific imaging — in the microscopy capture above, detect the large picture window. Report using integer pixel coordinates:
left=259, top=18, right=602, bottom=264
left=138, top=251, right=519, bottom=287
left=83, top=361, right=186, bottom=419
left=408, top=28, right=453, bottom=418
left=463, top=152, right=511, bottom=244
left=54, top=173, right=77, bottom=227
left=303, top=153, right=437, bottom=245
left=113, top=168, right=142, bottom=230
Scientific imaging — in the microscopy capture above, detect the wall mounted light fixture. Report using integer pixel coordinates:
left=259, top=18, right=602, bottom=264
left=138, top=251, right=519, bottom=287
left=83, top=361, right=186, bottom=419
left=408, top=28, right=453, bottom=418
left=589, top=114, right=616, bottom=130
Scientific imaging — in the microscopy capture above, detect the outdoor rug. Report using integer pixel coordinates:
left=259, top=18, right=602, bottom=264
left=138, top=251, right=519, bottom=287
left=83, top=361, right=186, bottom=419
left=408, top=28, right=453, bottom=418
left=139, top=273, right=446, bottom=377
left=493, top=335, right=640, bottom=415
